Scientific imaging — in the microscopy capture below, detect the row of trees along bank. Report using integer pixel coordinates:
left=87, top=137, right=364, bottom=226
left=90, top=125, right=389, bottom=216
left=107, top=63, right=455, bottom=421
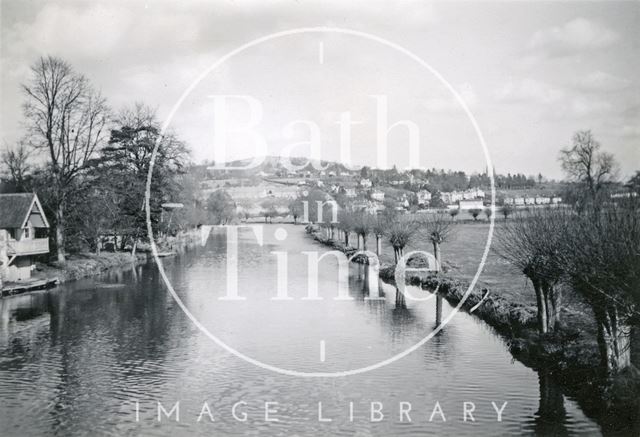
left=1, top=56, right=195, bottom=261
left=300, top=130, right=639, bottom=379
left=497, top=131, right=639, bottom=375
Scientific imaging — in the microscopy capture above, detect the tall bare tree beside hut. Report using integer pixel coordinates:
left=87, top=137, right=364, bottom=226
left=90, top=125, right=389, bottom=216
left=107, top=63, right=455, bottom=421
left=22, top=56, right=110, bottom=262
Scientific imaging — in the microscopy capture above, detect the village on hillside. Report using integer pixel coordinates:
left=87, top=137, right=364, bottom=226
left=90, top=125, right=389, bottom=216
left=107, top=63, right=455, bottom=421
left=197, top=156, right=566, bottom=222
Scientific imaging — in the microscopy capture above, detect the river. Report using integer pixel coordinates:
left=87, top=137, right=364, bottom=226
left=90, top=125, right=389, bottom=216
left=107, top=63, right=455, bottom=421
left=0, top=224, right=601, bottom=436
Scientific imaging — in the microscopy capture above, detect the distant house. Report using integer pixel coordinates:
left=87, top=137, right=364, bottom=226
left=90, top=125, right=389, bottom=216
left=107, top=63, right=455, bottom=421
left=551, top=197, right=562, bottom=204
left=0, top=193, right=50, bottom=282
left=535, top=196, right=551, bottom=205
left=441, top=191, right=463, bottom=205
left=458, top=199, right=484, bottom=210
left=359, top=178, right=372, bottom=188
left=514, top=197, right=525, bottom=206
left=524, top=197, right=536, bottom=205
left=345, top=188, right=357, bottom=198
left=417, top=190, right=432, bottom=205
left=371, top=190, right=385, bottom=202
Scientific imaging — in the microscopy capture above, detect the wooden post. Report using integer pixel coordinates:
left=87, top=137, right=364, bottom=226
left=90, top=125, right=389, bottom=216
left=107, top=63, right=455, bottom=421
left=436, top=295, right=443, bottom=326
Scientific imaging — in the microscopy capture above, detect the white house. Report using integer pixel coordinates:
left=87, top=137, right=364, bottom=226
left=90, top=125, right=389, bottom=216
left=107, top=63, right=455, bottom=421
left=371, top=190, right=385, bottom=202
left=345, top=188, right=357, bottom=198
left=417, top=190, right=432, bottom=205
left=458, top=199, right=484, bottom=210
left=441, top=191, right=464, bottom=205
left=0, top=193, right=50, bottom=282
left=359, top=178, right=372, bottom=188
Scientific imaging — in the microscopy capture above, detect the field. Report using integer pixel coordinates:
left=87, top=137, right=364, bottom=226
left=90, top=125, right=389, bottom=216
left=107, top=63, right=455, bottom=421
left=374, top=220, right=536, bottom=305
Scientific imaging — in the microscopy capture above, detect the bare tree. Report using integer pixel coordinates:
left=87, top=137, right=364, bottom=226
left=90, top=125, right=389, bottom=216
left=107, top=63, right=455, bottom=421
left=559, top=131, right=618, bottom=207
left=386, top=216, right=417, bottom=263
left=496, top=209, right=567, bottom=334
left=336, top=209, right=353, bottom=246
left=22, top=56, right=109, bottom=262
left=371, top=214, right=387, bottom=256
left=500, top=204, right=514, bottom=220
left=422, top=213, right=453, bottom=273
left=558, top=199, right=640, bottom=372
left=468, top=208, right=482, bottom=221
left=0, top=142, right=31, bottom=190
left=351, top=211, right=373, bottom=250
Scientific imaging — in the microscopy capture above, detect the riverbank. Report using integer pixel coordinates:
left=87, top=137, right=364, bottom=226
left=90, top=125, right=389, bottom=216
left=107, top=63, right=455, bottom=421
left=6, top=229, right=201, bottom=289
left=305, top=224, right=640, bottom=434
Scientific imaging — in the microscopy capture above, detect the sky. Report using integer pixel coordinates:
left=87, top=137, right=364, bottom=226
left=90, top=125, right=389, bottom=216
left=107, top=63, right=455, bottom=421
left=1, top=0, right=638, bottom=180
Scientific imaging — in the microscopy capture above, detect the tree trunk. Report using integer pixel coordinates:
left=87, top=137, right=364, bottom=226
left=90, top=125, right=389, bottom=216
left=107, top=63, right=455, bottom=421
left=95, top=236, right=101, bottom=256
left=131, top=238, right=138, bottom=257
left=631, top=325, right=640, bottom=370
left=544, top=285, right=562, bottom=331
left=432, top=242, right=441, bottom=273
left=55, top=203, right=65, bottom=263
left=362, top=235, right=368, bottom=251
left=533, top=279, right=548, bottom=334
left=376, top=235, right=382, bottom=256
left=394, top=247, right=403, bottom=264
left=344, top=232, right=349, bottom=247
left=595, top=305, right=631, bottom=373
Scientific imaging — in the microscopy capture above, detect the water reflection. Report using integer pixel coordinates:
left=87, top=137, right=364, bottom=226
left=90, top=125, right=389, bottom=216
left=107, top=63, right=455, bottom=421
left=535, top=369, right=568, bottom=436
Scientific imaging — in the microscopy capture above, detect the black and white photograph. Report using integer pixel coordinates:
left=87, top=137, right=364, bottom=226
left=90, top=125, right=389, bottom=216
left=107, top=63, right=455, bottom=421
left=0, top=1, right=639, bottom=435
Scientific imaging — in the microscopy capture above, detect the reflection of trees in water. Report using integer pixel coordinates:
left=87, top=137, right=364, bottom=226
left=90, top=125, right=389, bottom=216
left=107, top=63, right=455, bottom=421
left=0, top=262, right=188, bottom=434
left=534, top=369, right=568, bottom=436
left=422, top=322, right=452, bottom=363
left=391, top=287, right=416, bottom=326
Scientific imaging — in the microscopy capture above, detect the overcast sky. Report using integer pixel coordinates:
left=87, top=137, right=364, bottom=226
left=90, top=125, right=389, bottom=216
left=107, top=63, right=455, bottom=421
left=1, top=0, right=638, bottom=179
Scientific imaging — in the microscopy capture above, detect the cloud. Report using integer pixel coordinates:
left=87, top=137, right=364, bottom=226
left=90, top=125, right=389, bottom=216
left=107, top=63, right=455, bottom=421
left=496, top=78, right=564, bottom=105
left=527, top=17, right=619, bottom=58
left=20, top=3, right=134, bottom=58
left=496, top=78, right=616, bottom=118
left=575, top=71, right=631, bottom=93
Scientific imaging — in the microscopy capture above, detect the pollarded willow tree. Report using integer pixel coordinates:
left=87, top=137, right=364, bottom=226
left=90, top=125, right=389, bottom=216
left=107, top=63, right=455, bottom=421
left=351, top=211, right=373, bottom=251
left=336, top=209, right=353, bottom=247
left=558, top=198, right=640, bottom=372
left=496, top=208, right=568, bottom=334
left=387, top=216, right=418, bottom=264
left=371, top=213, right=389, bottom=257
left=22, top=56, right=110, bottom=262
left=422, top=213, right=454, bottom=274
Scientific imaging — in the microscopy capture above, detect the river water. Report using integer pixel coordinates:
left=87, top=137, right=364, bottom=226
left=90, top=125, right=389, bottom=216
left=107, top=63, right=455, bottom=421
left=0, top=224, right=601, bottom=436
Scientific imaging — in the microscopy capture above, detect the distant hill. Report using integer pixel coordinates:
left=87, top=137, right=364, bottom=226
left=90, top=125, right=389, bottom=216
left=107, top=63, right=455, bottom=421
left=205, top=155, right=362, bottom=177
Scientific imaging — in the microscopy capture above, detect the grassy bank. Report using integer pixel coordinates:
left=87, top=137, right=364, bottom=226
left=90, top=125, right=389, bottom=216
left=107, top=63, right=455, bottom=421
left=33, top=229, right=201, bottom=284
